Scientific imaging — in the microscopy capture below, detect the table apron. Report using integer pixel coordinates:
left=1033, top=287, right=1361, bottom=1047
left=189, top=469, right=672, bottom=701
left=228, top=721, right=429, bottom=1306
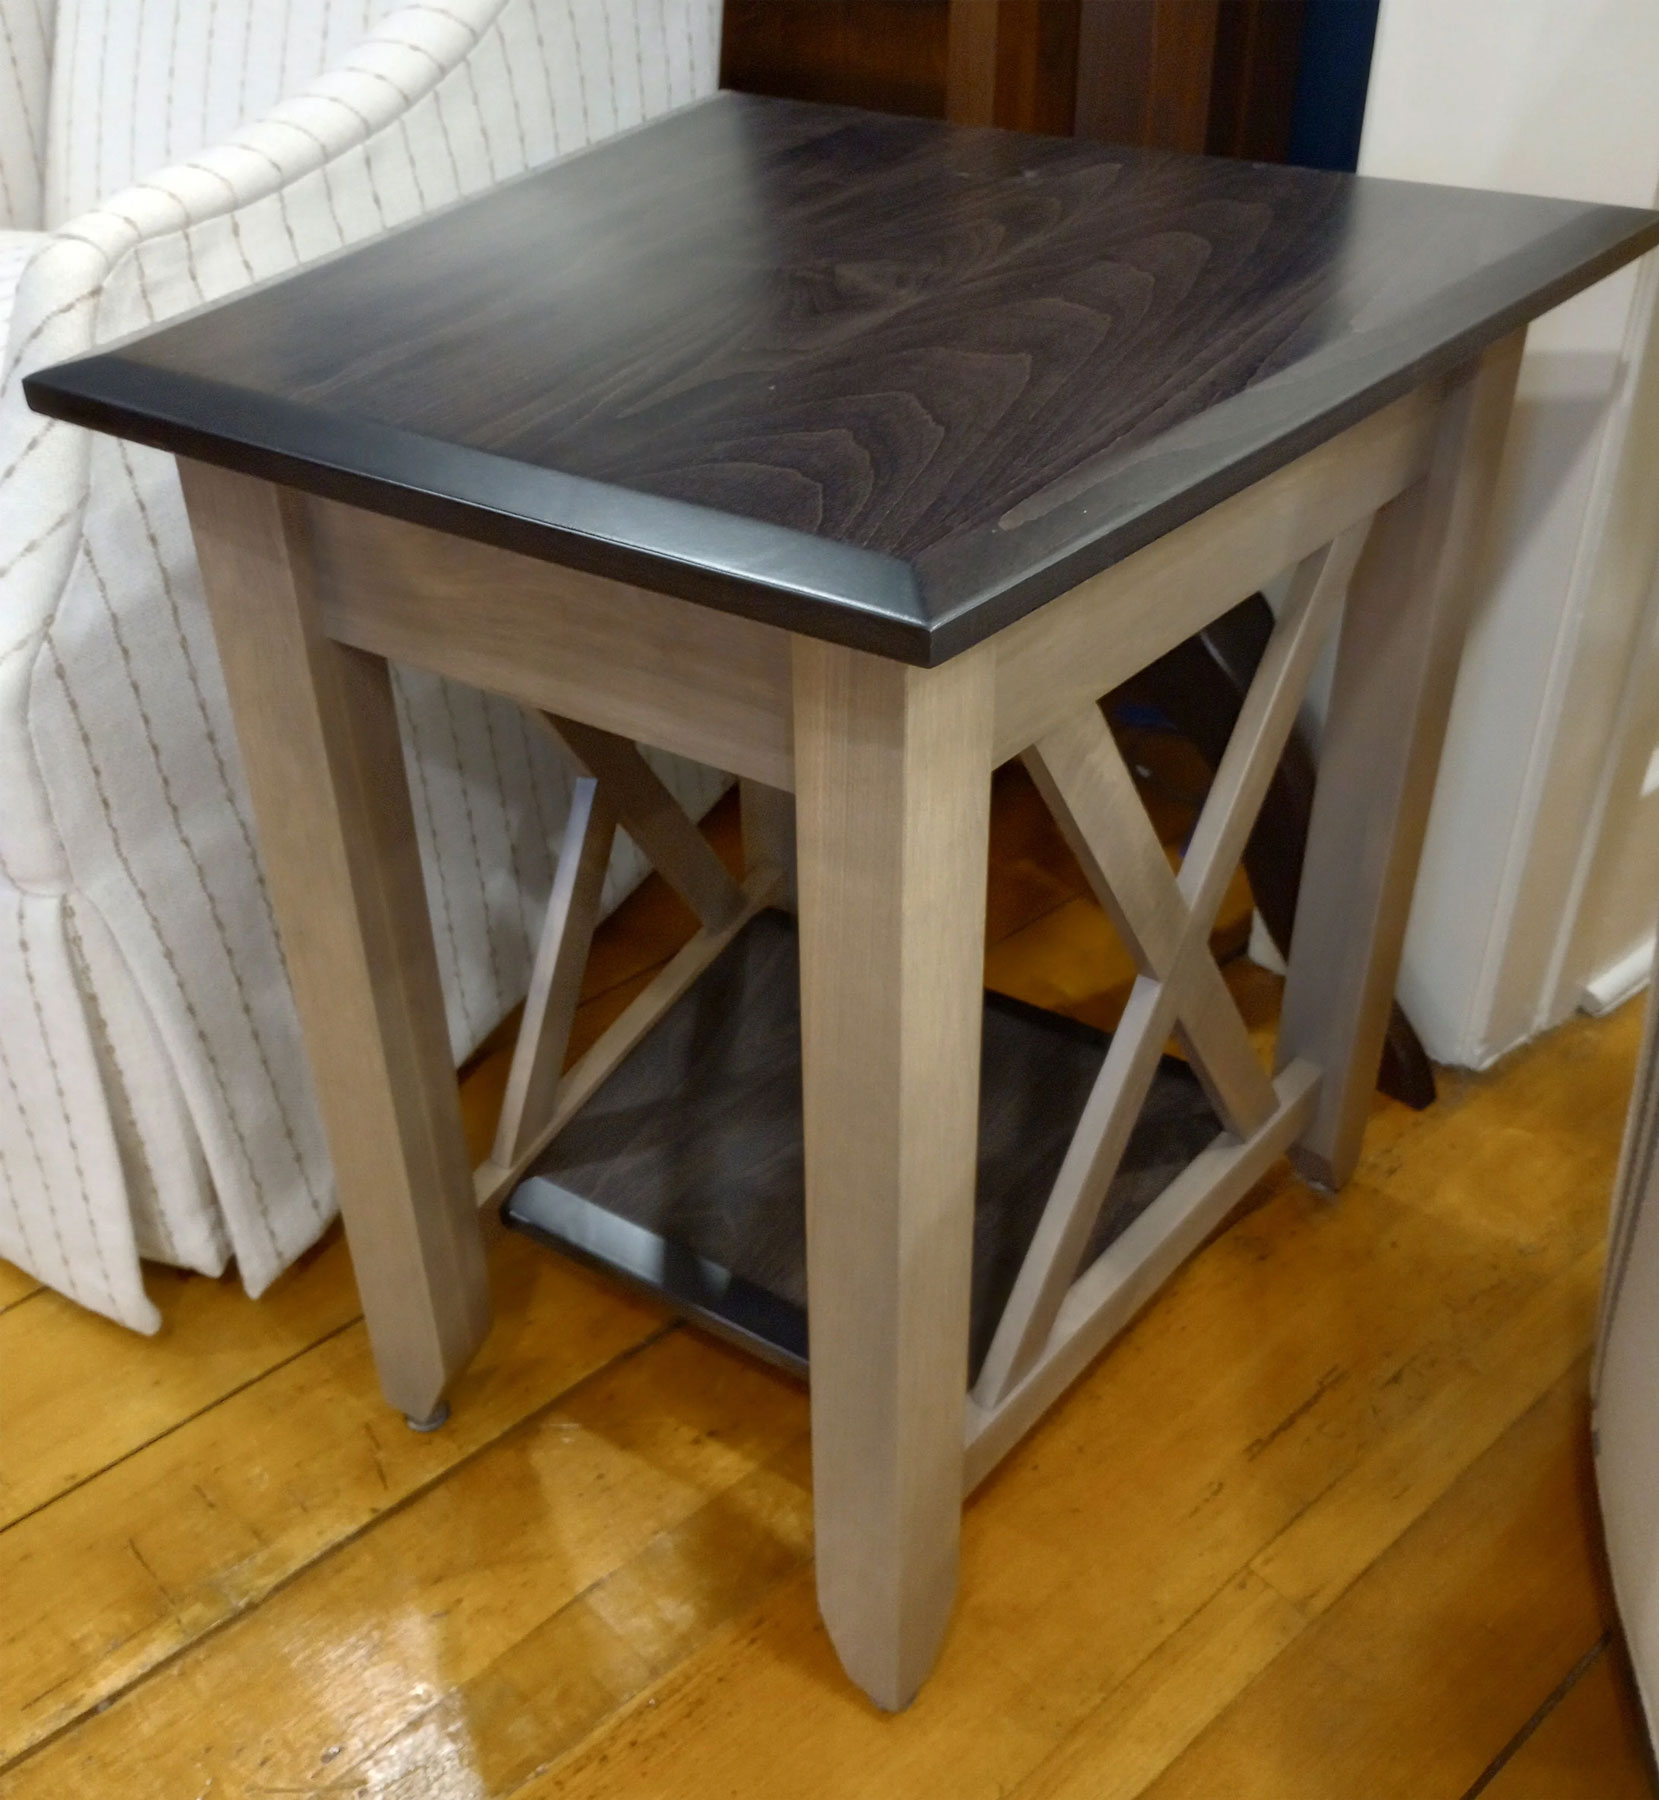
left=308, top=498, right=798, bottom=790
left=990, top=382, right=1445, bottom=763
left=305, top=382, right=1441, bottom=791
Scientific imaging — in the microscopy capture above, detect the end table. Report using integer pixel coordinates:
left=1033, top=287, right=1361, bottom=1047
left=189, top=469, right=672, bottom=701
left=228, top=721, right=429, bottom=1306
left=28, top=94, right=1659, bottom=1709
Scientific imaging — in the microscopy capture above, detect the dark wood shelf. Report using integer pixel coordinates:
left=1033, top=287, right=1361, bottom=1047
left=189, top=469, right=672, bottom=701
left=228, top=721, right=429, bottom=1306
left=503, top=910, right=1221, bottom=1380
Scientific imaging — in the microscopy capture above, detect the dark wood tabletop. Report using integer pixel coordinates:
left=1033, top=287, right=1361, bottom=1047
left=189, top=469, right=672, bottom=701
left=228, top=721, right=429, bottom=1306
left=26, top=93, right=1659, bottom=663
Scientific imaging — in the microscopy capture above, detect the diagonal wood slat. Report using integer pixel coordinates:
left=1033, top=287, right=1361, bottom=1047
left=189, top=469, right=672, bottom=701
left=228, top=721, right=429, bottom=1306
left=964, top=1058, right=1324, bottom=1487
left=542, top=714, right=747, bottom=930
left=1177, top=522, right=1373, bottom=923
left=976, top=524, right=1374, bottom=1407
left=971, top=933, right=1210, bottom=1407
left=474, top=712, right=776, bottom=1211
left=490, top=775, right=619, bottom=1171
left=473, top=863, right=782, bottom=1213
left=1023, top=704, right=1277, bottom=1139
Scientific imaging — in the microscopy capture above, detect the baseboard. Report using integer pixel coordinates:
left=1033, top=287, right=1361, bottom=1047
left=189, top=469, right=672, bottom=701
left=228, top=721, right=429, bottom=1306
left=1582, top=935, right=1657, bottom=1017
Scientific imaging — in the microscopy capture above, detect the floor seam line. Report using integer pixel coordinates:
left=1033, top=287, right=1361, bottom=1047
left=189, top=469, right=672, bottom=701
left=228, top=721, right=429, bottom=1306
left=1456, top=1634, right=1610, bottom=1800
left=0, top=1310, right=365, bottom=1536
left=0, top=1318, right=682, bottom=1775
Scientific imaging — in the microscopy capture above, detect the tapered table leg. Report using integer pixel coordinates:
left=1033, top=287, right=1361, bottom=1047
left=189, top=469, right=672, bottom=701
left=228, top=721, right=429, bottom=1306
left=1277, top=332, right=1527, bottom=1188
left=791, top=637, right=995, bottom=1710
left=179, top=461, right=491, bottom=1424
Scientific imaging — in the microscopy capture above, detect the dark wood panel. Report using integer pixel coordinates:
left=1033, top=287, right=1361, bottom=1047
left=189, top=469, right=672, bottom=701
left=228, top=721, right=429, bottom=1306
left=27, top=95, right=1659, bottom=664
left=727, top=0, right=1256, bottom=152
left=719, top=0, right=1077, bottom=135
left=944, top=0, right=999, bottom=123
left=506, top=910, right=1220, bottom=1382
left=1206, top=0, right=1306, bottom=161
left=992, top=0, right=1081, bottom=134
left=1074, top=0, right=1218, bottom=150
left=722, top=0, right=949, bottom=120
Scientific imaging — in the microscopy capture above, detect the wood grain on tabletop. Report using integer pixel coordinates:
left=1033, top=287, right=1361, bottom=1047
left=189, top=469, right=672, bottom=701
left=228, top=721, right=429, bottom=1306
left=27, top=94, right=1659, bottom=662
left=0, top=779, right=1650, bottom=1797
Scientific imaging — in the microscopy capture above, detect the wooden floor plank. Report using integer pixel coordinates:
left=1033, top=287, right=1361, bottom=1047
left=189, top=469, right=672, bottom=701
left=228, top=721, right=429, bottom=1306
left=1250, top=1241, right=1603, bottom=1615
left=506, top=1163, right=1615, bottom=1797
left=350, top=1443, right=815, bottom=1799
left=1133, top=1371, right=1610, bottom=1800
left=1003, top=1571, right=1309, bottom=1800
left=0, top=1233, right=362, bottom=1530
left=12, top=998, right=1611, bottom=1797
left=0, top=1260, right=42, bottom=1314
left=1479, top=1642, right=1656, bottom=1800
left=2, top=772, right=1647, bottom=1799
left=1002, top=1247, right=1612, bottom=1800
left=0, top=1330, right=808, bottom=1798
left=1361, top=1000, right=1644, bottom=1205
left=0, top=1238, right=663, bottom=1762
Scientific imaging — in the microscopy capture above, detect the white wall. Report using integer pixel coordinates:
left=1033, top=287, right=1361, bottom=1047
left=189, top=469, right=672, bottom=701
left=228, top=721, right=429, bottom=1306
left=1561, top=560, right=1659, bottom=1012
left=1357, top=0, right=1659, bottom=1065
left=1533, top=277, right=1659, bottom=1022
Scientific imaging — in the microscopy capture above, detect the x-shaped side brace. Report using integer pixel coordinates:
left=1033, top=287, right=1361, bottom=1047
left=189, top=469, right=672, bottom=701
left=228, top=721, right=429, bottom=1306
left=489, top=714, right=747, bottom=1173
left=974, top=522, right=1374, bottom=1407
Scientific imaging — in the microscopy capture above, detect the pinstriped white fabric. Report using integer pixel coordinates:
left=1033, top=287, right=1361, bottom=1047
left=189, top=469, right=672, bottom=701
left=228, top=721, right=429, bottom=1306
left=0, top=0, right=55, bottom=229
left=42, top=0, right=395, bottom=227
left=0, top=230, right=41, bottom=342
left=0, top=0, right=727, bottom=1329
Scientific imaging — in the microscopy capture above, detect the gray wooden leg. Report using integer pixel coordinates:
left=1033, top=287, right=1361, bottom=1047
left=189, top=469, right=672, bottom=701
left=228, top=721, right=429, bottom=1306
left=739, top=777, right=797, bottom=908
left=179, top=460, right=491, bottom=1423
left=791, top=637, right=995, bottom=1710
left=1277, top=332, right=1527, bottom=1187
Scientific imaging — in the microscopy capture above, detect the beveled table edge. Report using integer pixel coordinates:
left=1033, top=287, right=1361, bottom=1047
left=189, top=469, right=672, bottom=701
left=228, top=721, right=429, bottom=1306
left=23, top=130, right=1659, bottom=667
left=23, top=357, right=937, bottom=663
left=918, top=204, right=1659, bottom=657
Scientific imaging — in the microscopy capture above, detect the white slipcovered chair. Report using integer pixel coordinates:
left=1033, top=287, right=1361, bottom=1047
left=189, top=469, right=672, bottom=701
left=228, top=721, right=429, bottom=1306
left=0, top=0, right=726, bottom=1330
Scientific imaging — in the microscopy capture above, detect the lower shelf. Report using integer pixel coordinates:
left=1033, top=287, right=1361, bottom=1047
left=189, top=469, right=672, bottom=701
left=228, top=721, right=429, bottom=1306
left=503, top=909, right=1220, bottom=1382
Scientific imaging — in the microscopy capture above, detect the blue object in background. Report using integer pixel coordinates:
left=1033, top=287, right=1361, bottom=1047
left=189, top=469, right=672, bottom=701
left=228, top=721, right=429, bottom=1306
left=1288, top=0, right=1383, bottom=173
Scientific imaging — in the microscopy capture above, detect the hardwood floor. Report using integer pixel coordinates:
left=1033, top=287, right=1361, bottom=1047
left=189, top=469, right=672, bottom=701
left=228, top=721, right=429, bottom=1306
left=0, top=766, right=1652, bottom=1799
